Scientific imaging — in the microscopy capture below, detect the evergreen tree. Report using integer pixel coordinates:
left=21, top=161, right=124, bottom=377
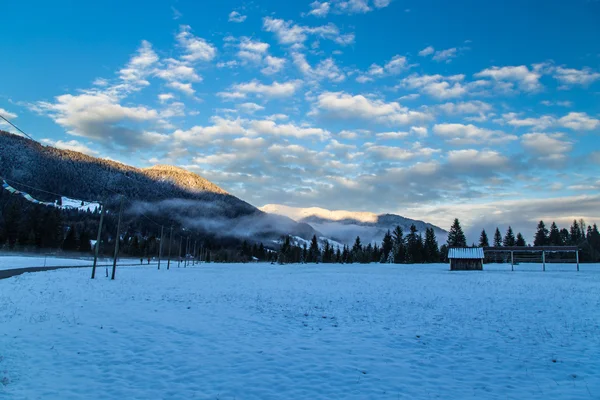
left=380, top=230, right=393, bottom=263
left=423, top=227, right=440, bottom=262
left=516, top=233, right=526, bottom=246
left=570, top=220, right=582, bottom=245
left=308, top=234, right=320, bottom=263
left=392, top=226, right=405, bottom=263
left=447, top=218, right=467, bottom=248
left=439, top=244, right=449, bottom=263
left=493, top=228, right=502, bottom=247
left=479, top=229, right=489, bottom=247
left=534, top=221, right=549, bottom=246
left=405, top=224, right=422, bottom=263
left=351, top=236, right=362, bottom=263
left=559, top=228, right=570, bottom=245
left=548, top=222, right=562, bottom=246
left=503, top=226, right=516, bottom=247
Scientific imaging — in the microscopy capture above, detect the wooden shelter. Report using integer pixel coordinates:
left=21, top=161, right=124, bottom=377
left=448, top=247, right=484, bottom=271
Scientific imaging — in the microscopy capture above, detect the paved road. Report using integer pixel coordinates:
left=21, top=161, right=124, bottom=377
left=0, top=262, right=161, bottom=280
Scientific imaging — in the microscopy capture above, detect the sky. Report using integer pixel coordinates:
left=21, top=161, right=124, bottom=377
left=1, top=0, right=600, bottom=242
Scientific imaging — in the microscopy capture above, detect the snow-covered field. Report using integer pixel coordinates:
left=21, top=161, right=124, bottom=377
left=0, top=255, right=159, bottom=271
left=1, top=262, right=599, bottom=399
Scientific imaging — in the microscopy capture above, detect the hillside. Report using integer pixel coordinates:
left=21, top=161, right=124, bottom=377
left=260, top=204, right=447, bottom=245
left=0, top=131, right=316, bottom=242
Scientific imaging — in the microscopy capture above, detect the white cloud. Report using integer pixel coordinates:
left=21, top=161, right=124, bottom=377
left=0, top=108, right=17, bottom=120
left=223, top=80, right=302, bottom=99
left=366, top=144, right=440, bottom=161
left=292, top=53, right=345, bottom=82
left=474, top=65, right=542, bottom=92
left=501, top=113, right=556, bottom=130
left=375, top=131, right=409, bottom=140
left=261, top=56, right=286, bottom=75
left=158, top=93, right=174, bottom=103
left=558, top=112, right=600, bottom=131
left=176, top=25, right=217, bottom=62
left=418, top=46, right=435, bottom=57
left=447, top=149, right=509, bottom=169
left=248, top=120, right=330, bottom=140
left=437, top=100, right=493, bottom=115
left=313, top=91, right=430, bottom=125
left=239, top=38, right=270, bottom=54
left=384, top=55, right=407, bottom=74
left=521, top=132, right=572, bottom=160
left=553, top=66, right=600, bottom=87
left=40, top=138, right=99, bottom=155
left=166, top=81, right=195, bottom=96
left=228, top=11, right=247, bottom=23
left=541, top=100, right=572, bottom=107
left=237, top=102, right=265, bottom=114
left=400, top=74, right=467, bottom=99
left=308, top=1, right=331, bottom=17
left=118, top=40, right=159, bottom=89
left=263, top=17, right=354, bottom=48
left=433, top=123, right=518, bottom=145
left=431, top=47, right=458, bottom=63
left=36, top=92, right=159, bottom=147
left=154, top=58, right=201, bottom=83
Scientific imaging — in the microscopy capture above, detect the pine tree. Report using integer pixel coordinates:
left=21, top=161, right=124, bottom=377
left=308, top=235, right=320, bottom=263
left=479, top=229, right=489, bottom=247
left=447, top=218, right=467, bottom=248
left=381, top=230, right=393, bottom=263
left=516, top=233, right=526, bottom=246
left=423, top=228, right=440, bottom=262
left=559, top=228, right=570, bottom=245
left=392, top=226, right=405, bottom=263
left=503, top=226, right=516, bottom=247
left=351, top=236, right=362, bottom=263
left=570, top=220, right=582, bottom=245
left=405, top=224, right=422, bottom=263
left=534, top=221, right=549, bottom=246
left=493, top=228, right=502, bottom=247
left=548, top=222, right=562, bottom=246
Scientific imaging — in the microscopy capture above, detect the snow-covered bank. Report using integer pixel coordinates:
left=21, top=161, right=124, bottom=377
left=1, top=263, right=599, bottom=399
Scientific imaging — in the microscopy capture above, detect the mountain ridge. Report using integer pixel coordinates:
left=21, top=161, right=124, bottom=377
left=260, top=204, right=447, bottom=245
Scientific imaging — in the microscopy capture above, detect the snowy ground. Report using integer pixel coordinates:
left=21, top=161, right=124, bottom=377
left=1, top=262, right=599, bottom=399
left=0, top=255, right=159, bottom=271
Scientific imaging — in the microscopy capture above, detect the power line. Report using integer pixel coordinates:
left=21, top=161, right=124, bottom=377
left=0, top=175, right=102, bottom=205
left=0, top=114, right=35, bottom=141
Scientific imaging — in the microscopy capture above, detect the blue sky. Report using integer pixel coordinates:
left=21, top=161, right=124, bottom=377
left=1, top=0, right=600, bottom=240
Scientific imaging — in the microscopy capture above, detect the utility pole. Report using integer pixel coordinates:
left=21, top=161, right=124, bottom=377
left=91, top=201, right=106, bottom=279
left=111, top=196, right=124, bottom=280
left=193, top=240, right=197, bottom=265
left=167, top=225, right=173, bottom=270
left=178, top=236, right=183, bottom=268
left=157, top=225, right=164, bottom=270
left=185, top=236, right=190, bottom=267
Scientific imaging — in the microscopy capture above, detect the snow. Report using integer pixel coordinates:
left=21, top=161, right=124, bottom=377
left=58, top=196, right=101, bottom=212
left=0, top=255, right=157, bottom=271
left=1, top=262, right=599, bottom=399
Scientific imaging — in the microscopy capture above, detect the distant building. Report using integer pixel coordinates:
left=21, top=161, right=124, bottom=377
left=448, top=248, right=484, bottom=271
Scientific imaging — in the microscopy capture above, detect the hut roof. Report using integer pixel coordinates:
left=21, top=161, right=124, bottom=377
left=448, top=247, right=484, bottom=259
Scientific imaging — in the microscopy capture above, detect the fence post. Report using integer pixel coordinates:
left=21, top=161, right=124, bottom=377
left=511, top=251, right=514, bottom=272
left=542, top=250, right=546, bottom=272
left=576, top=250, right=579, bottom=272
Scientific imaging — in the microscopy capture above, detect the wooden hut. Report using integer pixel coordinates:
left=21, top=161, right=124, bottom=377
left=448, top=248, right=484, bottom=271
